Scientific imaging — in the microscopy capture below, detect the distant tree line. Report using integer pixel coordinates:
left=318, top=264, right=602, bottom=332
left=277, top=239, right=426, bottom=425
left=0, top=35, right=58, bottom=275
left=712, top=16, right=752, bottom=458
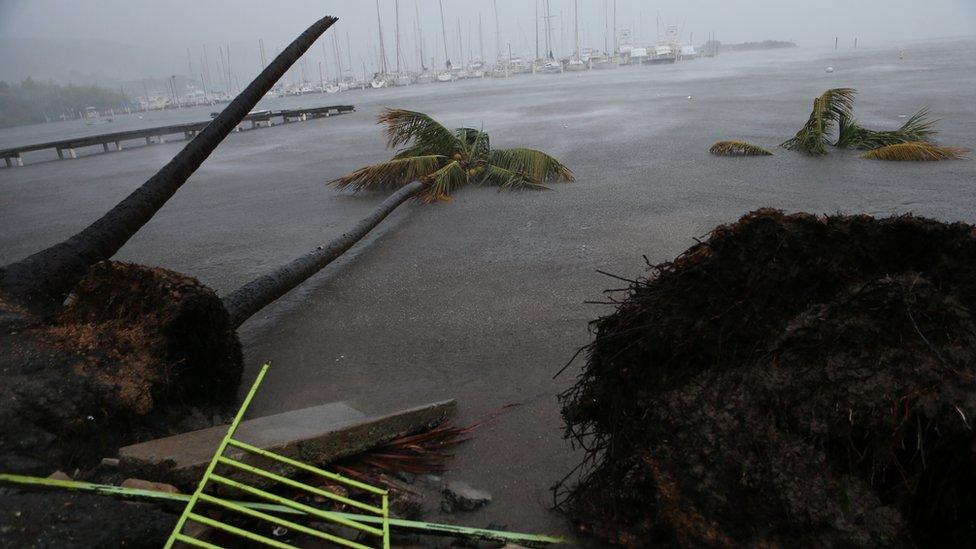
left=0, top=78, right=130, bottom=128
left=702, top=40, right=798, bottom=55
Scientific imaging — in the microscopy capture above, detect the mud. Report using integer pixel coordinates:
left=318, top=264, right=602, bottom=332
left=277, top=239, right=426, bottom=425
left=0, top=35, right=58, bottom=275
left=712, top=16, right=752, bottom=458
left=0, top=261, right=241, bottom=474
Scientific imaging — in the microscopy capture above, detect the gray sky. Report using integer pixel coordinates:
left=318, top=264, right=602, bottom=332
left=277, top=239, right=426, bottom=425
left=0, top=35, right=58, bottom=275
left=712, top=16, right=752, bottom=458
left=1, top=0, right=975, bottom=86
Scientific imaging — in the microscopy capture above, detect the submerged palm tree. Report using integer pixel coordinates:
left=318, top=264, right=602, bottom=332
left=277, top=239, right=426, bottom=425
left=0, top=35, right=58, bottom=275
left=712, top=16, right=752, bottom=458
left=861, top=142, right=969, bottom=161
left=781, top=88, right=857, bottom=156
left=835, top=107, right=938, bottom=150
left=222, top=109, right=574, bottom=325
left=331, top=109, right=574, bottom=202
left=709, top=141, right=774, bottom=157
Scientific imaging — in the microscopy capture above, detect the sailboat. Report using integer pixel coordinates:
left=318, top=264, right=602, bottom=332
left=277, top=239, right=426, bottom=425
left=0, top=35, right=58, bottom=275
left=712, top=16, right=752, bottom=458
left=435, top=0, right=454, bottom=82
left=564, top=0, right=586, bottom=71
left=372, top=0, right=392, bottom=87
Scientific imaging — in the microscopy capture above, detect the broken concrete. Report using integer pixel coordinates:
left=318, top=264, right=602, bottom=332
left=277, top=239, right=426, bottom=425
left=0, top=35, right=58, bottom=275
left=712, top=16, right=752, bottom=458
left=119, top=399, right=456, bottom=490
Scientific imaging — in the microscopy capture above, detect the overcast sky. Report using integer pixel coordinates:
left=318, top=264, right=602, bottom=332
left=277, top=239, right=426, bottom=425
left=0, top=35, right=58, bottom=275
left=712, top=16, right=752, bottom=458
left=1, top=0, right=974, bottom=86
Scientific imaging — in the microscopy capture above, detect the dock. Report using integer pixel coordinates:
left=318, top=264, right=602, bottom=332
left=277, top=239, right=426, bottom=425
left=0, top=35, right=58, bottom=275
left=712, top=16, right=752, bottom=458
left=0, top=105, right=354, bottom=168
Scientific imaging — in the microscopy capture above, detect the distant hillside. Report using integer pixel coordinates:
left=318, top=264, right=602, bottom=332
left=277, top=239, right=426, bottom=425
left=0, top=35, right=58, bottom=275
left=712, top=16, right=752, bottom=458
left=0, top=78, right=130, bottom=128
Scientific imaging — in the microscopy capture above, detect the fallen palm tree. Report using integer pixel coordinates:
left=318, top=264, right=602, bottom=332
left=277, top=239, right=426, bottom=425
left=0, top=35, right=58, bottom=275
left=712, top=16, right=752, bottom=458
left=835, top=107, right=938, bottom=149
left=557, top=209, right=976, bottom=547
left=0, top=15, right=340, bottom=474
left=780, top=87, right=856, bottom=155
left=708, top=140, right=773, bottom=156
left=861, top=141, right=970, bottom=161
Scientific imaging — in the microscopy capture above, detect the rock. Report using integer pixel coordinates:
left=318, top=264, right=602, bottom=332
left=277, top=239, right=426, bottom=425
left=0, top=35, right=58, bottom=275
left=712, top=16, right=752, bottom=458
left=47, top=470, right=71, bottom=481
left=121, top=478, right=180, bottom=494
left=100, top=458, right=119, bottom=468
left=441, top=481, right=491, bottom=513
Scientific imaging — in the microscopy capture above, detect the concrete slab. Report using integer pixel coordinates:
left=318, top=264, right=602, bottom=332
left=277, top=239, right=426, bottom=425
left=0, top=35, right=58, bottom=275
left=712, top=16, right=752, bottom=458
left=119, top=399, right=456, bottom=490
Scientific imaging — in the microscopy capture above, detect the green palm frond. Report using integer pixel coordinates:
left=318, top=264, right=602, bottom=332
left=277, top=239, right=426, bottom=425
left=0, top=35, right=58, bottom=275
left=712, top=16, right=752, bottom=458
left=709, top=141, right=774, bottom=156
left=782, top=88, right=857, bottom=155
left=330, top=154, right=447, bottom=192
left=835, top=108, right=938, bottom=150
left=489, top=148, right=575, bottom=182
left=423, top=160, right=467, bottom=202
left=860, top=142, right=969, bottom=161
left=479, top=164, right=549, bottom=190
left=378, top=108, right=461, bottom=153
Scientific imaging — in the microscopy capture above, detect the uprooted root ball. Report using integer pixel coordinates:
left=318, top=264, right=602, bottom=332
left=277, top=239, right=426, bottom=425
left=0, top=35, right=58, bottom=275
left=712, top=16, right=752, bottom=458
left=0, top=261, right=242, bottom=473
left=558, top=209, right=976, bottom=547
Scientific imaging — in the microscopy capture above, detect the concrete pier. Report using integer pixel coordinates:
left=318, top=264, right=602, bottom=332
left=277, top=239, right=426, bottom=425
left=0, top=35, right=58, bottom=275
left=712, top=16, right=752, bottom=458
left=0, top=105, right=354, bottom=167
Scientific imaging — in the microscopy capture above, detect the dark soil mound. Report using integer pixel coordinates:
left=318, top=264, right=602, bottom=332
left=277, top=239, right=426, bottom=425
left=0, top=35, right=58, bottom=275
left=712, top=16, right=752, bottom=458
left=558, top=209, right=976, bottom=547
left=0, top=261, right=242, bottom=474
left=0, top=491, right=176, bottom=548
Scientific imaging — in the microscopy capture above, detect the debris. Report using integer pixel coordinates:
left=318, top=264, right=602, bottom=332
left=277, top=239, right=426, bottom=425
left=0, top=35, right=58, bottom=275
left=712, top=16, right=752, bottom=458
left=99, top=458, right=119, bottom=468
left=442, top=481, right=492, bottom=513
left=1, top=473, right=565, bottom=545
left=120, top=478, right=179, bottom=494
left=119, top=398, right=456, bottom=490
left=558, top=209, right=976, bottom=547
left=825, top=66, right=835, bottom=72
left=47, top=471, right=71, bottom=481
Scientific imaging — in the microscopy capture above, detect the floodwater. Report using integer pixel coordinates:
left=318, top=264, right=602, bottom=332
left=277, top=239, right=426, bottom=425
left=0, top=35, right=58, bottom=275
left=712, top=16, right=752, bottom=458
left=1, top=39, right=975, bottom=541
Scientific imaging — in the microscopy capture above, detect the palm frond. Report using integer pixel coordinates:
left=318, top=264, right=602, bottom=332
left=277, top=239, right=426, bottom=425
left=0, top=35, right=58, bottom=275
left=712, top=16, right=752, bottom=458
left=860, top=142, right=969, bottom=161
left=479, top=164, right=550, bottom=190
left=488, top=148, right=575, bottom=182
left=422, top=160, right=467, bottom=202
left=330, top=154, right=446, bottom=192
left=709, top=140, right=774, bottom=156
left=835, top=108, right=938, bottom=150
left=378, top=108, right=461, bottom=153
left=782, top=88, right=857, bottom=155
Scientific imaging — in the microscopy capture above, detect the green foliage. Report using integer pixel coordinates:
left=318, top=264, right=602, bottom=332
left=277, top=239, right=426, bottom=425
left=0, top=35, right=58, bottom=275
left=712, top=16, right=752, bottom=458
left=781, top=88, right=857, bottom=156
left=835, top=108, right=938, bottom=150
left=709, top=141, right=774, bottom=156
left=860, top=142, right=969, bottom=161
left=0, top=78, right=128, bottom=128
left=332, top=108, right=574, bottom=202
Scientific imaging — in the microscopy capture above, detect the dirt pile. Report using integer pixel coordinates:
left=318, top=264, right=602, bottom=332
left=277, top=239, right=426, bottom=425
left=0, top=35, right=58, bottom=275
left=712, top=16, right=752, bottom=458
left=0, top=261, right=242, bottom=474
left=559, top=209, right=976, bottom=547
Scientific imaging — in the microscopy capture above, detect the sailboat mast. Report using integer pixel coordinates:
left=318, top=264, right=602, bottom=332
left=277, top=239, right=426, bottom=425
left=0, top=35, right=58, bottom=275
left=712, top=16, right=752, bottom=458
left=395, top=0, right=402, bottom=74
left=376, top=0, right=388, bottom=75
left=346, top=32, right=353, bottom=77
left=416, top=0, right=426, bottom=70
left=479, top=12, right=484, bottom=62
left=535, top=0, right=539, bottom=60
left=333, top=34, right=343, bottom=83
left=574, top=0, right=580, bottom=59
left=613, top=0, right=617, bottom=53
left=493, top=0, right=501, bottom=58
left=457, top=18, right=463, bottom=67
left=439, top=0, right=450, bottom=68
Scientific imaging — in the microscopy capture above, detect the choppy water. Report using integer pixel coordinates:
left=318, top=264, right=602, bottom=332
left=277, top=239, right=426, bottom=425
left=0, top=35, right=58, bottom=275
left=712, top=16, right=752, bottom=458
left=1, top=38, right=974, bottom=539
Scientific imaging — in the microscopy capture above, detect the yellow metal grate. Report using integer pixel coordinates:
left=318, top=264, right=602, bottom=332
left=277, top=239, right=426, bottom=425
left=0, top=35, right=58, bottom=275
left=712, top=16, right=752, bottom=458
left=165, top=363, right=390, bottom=549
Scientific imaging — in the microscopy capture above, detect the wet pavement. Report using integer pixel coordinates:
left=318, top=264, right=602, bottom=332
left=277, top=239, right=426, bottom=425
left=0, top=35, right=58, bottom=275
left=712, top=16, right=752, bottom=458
left=2, top=39, right=975, bottom=541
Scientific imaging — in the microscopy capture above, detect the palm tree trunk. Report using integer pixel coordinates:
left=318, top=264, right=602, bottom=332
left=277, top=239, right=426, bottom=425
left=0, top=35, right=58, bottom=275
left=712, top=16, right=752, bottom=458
left=222, top=181, right=424, bottom=328
left=0, top=16, right=338, bottom=312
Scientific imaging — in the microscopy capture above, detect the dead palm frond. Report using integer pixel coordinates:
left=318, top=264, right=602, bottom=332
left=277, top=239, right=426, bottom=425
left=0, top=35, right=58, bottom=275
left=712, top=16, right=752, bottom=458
left=781, top=88, right=857, bottom=155
left=332, top=108, right=573, bottom=202
left=836, top=108, right=939, bottom=150
left=709, top=141, right=774, bottom=157
left=860, top=142, right=969, bottom=161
